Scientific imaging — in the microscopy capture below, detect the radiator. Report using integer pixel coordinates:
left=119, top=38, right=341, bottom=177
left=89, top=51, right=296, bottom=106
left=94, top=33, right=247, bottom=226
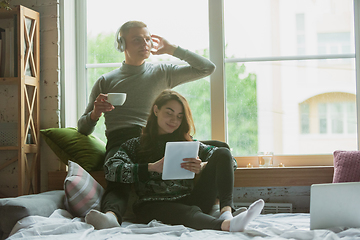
left=234, top=202, right=293, bottom=214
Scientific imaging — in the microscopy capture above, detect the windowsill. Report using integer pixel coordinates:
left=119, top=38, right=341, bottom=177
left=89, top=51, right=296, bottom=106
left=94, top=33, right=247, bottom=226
left=234, top=154, right=334, bottom=168
left=234, top=166, right=334, bottom=187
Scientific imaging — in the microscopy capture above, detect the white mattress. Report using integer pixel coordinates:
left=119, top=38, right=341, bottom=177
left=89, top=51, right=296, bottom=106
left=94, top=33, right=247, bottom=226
left=6, top=209, right=360, bottom=240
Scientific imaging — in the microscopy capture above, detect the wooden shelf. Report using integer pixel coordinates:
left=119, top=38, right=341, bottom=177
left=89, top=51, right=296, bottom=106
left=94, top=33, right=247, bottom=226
left=24, top=144, right=39, bottom=153
left=0, top=5, right=40, bottom=196
left=0, top=146, right=18, bottom=151
left=0, top=143, right=37, bottom=153
left=0, top=77, right=19, bottom=85
left=0, top=8, right=16, bottom=19
left=24, top=76, right=38, bottom=86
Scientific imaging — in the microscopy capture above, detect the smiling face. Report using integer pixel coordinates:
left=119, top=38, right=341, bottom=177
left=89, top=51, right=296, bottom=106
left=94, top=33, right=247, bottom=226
left=154, top=100, right=184, bottom=135
left=124, top=27, right=152, bottom=66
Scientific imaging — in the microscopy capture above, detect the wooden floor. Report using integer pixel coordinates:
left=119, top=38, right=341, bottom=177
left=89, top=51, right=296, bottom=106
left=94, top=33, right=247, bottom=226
left=48, top=166, right=334, bottom=191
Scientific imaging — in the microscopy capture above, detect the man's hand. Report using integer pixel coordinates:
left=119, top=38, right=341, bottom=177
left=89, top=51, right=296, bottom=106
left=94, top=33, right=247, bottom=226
left=148, top=157, right=164, bottom=173
left=90, top=93, right=114, bottom=121
left=151, top=34, right=178, bottom=56
left=181, top=157, right=202, bottom=174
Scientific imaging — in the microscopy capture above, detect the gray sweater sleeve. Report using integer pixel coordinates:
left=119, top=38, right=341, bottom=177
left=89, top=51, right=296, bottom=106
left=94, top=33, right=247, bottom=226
left=77, top=76, right=104, bottom=135
left=167, top=47, right=216, bottom=88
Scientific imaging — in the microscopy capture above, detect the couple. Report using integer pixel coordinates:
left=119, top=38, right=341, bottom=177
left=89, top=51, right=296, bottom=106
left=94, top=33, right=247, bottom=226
left=78, top=20, right=264, bottom=232
left=86, top=89, right=265, bottom=232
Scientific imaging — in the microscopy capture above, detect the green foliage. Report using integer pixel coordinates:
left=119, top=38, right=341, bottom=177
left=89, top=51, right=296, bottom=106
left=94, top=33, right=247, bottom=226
left=87, top=33, right=124, bottom=89
left=173, top=78, right=211, bottom=140
left=87, top=32, right=258, bottom=155
left=87, top=33, right=123, bottom=64
left=226, top=63, right=258, bottom=155
left=0, top=0, right=11, bottom=10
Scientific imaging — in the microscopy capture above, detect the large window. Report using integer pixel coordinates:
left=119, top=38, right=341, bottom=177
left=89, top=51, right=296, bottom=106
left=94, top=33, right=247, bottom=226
left=73, top=0, right=358, bottom=159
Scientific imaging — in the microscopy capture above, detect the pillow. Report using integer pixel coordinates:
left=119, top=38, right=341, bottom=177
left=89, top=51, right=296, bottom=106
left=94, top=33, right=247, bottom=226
left=64, top=160, right=104, bottom=217
left=40, top=127, right=106, bottom=172
left=333, top=150, right=360, bottom=183
left=0, top=190, right=65, bottom=240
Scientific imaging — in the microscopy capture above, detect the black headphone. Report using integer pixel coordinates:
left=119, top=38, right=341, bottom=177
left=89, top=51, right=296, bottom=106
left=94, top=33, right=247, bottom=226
left=115, top=27, right=154, bottom=52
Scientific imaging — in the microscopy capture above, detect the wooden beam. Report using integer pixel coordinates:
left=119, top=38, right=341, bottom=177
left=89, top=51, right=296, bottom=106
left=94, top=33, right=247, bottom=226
left=234, top=166, right=334, bottom=187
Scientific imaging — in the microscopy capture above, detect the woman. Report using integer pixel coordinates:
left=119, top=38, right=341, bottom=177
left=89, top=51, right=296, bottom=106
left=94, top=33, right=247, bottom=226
left=86, top=90, right=264, bottom=232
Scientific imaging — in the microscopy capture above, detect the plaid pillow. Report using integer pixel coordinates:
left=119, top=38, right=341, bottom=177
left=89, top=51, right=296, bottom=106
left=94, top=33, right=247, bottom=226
left=64, top=160, right=104, bottom=217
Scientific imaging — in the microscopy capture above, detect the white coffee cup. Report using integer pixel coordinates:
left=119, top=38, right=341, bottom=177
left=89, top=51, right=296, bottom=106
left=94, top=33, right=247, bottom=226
left=107, top=93, right=127, bottom=106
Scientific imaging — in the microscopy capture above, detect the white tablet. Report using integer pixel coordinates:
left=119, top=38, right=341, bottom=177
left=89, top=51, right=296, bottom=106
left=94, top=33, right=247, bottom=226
left=162, top=141, right=200, bottom=180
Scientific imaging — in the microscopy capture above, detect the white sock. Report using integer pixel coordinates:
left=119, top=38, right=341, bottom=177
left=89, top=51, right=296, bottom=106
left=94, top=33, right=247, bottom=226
left=229, top=199, right=264, bottom=232
left=218, top=211, right=233, bottom=220
left=85, top=209, right=121, bottom=230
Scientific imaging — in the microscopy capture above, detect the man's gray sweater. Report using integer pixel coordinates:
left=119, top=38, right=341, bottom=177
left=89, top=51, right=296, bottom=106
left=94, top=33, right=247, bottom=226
left=78, top=47, right=215, bottom=137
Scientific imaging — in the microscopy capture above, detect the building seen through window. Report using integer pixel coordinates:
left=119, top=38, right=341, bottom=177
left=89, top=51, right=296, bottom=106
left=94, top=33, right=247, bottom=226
left=224, top=0, right=355, bottom=155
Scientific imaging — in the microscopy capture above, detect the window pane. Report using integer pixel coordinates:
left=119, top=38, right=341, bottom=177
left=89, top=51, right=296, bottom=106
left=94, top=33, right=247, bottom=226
left=226, top=59, right=356, bottom=155
left=318, top=103, right=327, bottom=134
left=300, top=103, right=310, bottom=134
left=86, top=0, right=210, bottom=142
left=87, top=0, right=209, bottom=60
left=330, top=103, right=343, bottom=134
left=226, top=63, right=258, bottom=156
left=87, top=33, right=124, bottom=65
left=347, top=102, right=357, bottom=134
left=296, top=14, right=305, bottom=31
left=318, top=33, right=351, bottom=55
left=173, top=79, right=211, bottom=141
left=224, top=0, right=356, bottom=156
left=224, top=0, right=355, bottom=59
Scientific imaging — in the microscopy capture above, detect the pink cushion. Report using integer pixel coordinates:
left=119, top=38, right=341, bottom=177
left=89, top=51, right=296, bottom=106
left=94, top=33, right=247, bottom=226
left=333, top=150, right=360, bottom=183
left=64, top=160, right=104, bottom=217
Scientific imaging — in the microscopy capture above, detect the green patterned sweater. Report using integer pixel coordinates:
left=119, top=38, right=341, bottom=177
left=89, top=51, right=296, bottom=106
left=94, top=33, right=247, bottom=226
left=104, top=134, right=237, bottom=204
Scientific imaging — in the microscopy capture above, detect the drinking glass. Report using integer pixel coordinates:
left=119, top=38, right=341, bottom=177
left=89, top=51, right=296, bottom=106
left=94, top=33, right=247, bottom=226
left=258, top=151, right=274, bottom=167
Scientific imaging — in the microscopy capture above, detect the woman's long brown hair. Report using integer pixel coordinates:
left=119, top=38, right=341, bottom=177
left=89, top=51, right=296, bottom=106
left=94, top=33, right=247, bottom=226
left=139, top=90, right=195, bottom=157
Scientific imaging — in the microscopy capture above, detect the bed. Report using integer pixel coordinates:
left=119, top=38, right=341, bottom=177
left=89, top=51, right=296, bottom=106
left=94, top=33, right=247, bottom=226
left=1, top=128, right=358, bottom=239
left=1, top=169, right=360, bottom=240
left=4, top=203, right=360, bottom=240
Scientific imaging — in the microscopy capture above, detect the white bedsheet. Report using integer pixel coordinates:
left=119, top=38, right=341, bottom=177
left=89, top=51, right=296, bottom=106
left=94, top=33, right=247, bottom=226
left=6, top=209, right=360, bottom=240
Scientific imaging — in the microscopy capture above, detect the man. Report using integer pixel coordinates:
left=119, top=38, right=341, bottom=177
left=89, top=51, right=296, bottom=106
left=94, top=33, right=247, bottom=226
left=78, top=21, right=216, bottom=229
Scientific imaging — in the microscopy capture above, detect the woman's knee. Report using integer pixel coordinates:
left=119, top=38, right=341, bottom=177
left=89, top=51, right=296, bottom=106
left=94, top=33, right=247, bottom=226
left=211, top=147, right=233, bottom=163
left=187, top=205, right=202, bottom=216
left=176, top=205, right=203, bottom=223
